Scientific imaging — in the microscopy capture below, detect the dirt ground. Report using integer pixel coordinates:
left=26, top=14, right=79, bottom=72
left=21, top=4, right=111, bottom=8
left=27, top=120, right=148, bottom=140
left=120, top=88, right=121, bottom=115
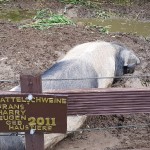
left=0, top=0, right=150, bottom=150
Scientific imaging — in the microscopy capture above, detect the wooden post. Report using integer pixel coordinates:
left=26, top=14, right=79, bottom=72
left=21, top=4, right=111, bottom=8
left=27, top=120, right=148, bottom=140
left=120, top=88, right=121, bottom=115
left=20, top=73, right=44, bottom=150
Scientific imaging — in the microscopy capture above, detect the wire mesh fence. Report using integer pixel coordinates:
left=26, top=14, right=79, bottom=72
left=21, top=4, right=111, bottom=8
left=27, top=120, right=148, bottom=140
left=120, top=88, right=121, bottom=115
left=0, top=74, right=150, bottom=83
left=0, top=74, right=150, bottom=137
left=0, top=122, right=150, bottom=136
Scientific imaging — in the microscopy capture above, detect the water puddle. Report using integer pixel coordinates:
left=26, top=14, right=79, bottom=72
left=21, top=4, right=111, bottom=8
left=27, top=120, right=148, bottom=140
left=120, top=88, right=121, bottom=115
left=0, top=9, right=35, bottom=22
left=74, top=18, right=150, bottom=37
left=0, top=9, right=149, bottom=37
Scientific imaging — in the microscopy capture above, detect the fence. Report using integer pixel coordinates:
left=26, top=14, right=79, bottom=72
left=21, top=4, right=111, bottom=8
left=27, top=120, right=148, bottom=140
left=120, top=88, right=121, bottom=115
left=0, top=73, right=150, bottom=150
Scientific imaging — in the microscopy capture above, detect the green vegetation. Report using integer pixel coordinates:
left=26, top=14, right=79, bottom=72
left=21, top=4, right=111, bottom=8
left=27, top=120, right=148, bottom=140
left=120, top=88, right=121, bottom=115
left=60, top=0, right=99, bottom=8
left=60, top=0, right=85, bottom=5
left=20, top=9, right=74, bottom=30
left=33, top=9, right=52, bottom=20
left=95, top=10, right=110, bottom=19
left=113, top=0, right=132, bottom=5
left=89, top=25, right=111, bottom=34
left=60, top=0, right=149, bottom=6
left=0, top=0, right=9, bottom=4
left=98, top=25, right=110, bottom=34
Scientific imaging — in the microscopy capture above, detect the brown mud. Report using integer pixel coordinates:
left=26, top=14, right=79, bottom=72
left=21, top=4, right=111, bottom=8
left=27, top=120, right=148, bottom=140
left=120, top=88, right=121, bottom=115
left=0, top=0, right=150, bottom=150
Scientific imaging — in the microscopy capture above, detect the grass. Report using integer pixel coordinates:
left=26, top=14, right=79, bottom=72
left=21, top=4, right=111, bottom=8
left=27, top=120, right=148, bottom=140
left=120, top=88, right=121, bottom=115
left=0, top=0, right=9, bottom=4
left=60, top=0, right=99, bottom=8
left=20, top=9, right=74, bottom=30
left=19, top=5, right=110, bottom=33
left=60, top=0, right=85, bottom=5
left=89, top=24, right=111, bottom=34
left=95, top=10, right=110, bottom=19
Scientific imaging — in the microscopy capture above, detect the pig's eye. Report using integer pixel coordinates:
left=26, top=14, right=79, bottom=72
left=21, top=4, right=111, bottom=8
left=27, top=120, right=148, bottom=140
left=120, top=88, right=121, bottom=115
left=123, top=66, right=128, bottom=74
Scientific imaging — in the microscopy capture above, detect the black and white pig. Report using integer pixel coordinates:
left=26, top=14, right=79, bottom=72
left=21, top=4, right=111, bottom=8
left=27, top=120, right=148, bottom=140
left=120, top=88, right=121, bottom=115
left=41, top=41, right=140, bottom=90
left=11, top=41, right=140, bottom=92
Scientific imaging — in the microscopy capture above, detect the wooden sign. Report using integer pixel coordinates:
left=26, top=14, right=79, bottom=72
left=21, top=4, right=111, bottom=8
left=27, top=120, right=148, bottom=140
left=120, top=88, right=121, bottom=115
left=0, top=94, right=67, bottom=133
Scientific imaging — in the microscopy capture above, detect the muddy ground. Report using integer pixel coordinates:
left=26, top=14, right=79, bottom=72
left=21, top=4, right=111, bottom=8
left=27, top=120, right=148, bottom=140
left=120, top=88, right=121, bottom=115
left=0, top=0, right=150, bottom=150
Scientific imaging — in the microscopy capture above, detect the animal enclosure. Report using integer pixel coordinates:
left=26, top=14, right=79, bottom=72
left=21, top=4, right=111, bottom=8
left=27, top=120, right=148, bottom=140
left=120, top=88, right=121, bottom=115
left=0, top=74, right=150, bottom=150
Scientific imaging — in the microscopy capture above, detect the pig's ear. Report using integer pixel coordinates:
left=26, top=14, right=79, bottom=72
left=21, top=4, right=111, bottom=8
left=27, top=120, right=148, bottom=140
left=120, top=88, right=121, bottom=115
left=123, top=52, right=140, bottom=67
left=123, top=52, right=140, bottom=74
left=127, top=63, right=136, bottom=68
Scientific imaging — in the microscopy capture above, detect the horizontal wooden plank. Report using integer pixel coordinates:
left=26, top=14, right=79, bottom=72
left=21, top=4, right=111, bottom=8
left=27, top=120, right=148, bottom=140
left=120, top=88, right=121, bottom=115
left=46, top=88, right=150, bottom=115
left=2, top=88, right=150, bottom=115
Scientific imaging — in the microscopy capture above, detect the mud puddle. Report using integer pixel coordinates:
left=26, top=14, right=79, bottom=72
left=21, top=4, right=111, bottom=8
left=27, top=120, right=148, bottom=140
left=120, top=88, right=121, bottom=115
left=74, top=18, right=150, bottom=37
left=0, top=9, right=35, bottom=22
left=1, top=8, right=150, bottom=37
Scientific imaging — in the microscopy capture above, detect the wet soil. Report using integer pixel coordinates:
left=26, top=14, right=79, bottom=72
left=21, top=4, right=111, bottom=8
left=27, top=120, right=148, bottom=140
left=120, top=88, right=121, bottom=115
left=0, top=0, right=150, bottom=150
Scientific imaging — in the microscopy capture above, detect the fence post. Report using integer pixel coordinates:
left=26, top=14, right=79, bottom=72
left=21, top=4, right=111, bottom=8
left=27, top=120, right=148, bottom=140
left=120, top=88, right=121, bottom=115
left=20, top=73, right=44, bottom=150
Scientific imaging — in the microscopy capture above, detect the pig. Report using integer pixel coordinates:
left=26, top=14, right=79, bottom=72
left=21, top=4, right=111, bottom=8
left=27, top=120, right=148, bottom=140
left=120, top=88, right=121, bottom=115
left=41, top=41, right=140, bottom=90
left=0, top=135, right=25, bottom=150
left=10, top=41, right=140, bottom=92
left=2, top=41, right=140, bottom=150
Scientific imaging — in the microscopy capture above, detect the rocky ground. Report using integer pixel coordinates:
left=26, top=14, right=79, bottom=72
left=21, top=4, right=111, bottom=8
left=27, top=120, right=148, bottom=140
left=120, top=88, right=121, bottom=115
left=0, top=0, right=150, bottom=150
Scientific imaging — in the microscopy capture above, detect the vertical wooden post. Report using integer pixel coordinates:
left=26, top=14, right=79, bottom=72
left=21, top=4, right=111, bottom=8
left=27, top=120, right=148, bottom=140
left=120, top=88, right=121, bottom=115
left=20, top=73, right=44, bottom=150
